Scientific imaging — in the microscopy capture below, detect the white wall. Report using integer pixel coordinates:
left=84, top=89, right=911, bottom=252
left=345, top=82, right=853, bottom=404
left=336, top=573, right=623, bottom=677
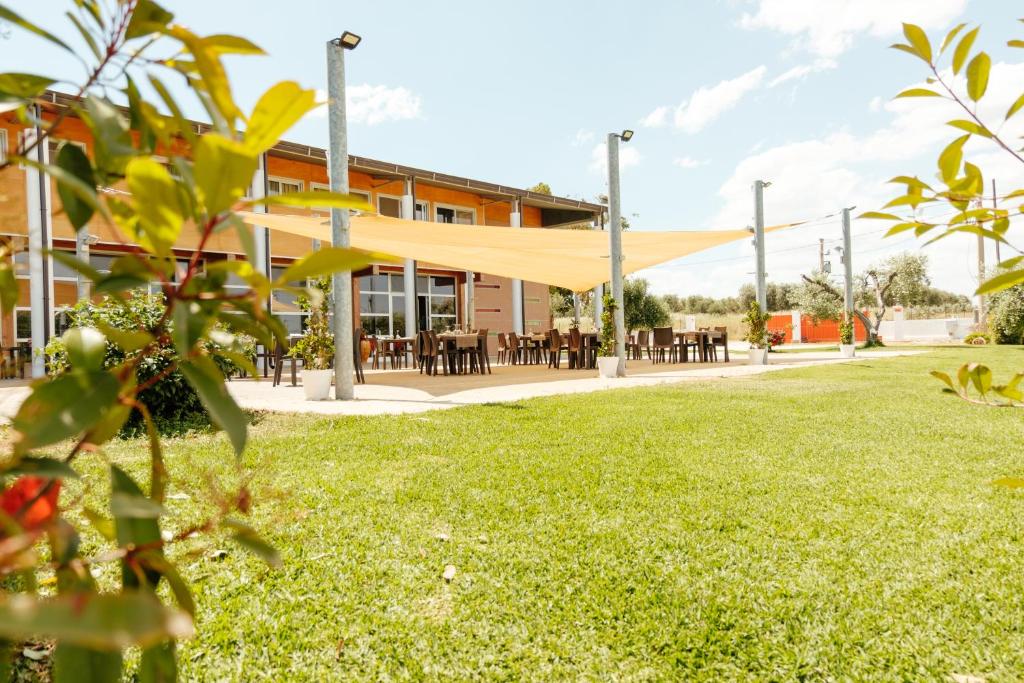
left=878, top=318, right=972, bottom=341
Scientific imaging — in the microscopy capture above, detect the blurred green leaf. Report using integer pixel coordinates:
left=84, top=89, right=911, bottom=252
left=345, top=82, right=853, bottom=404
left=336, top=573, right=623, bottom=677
left=203, top=33, right=265, bottom=55
left=276, top=247, right=377, bottom=284
left=993, top=477, right=1024, bottom=489
left=125, top=0, right=174, bottom=40
left=953, top=26, right=979, bottom=74
left=946, top=119, right=992, bottom=138
left=930, top=370, right=956, bottom=392
left=95, top=322, right=154, bottom=353
left=224, top=519, right=281, bottom=568
left=82, top=96, right=134, bottom=178
left=0, top=592, right=192, bottom=650
left=53, top=643, right=122, bottom=683
left=193, top=134, right=257, bottom=216
left=4, top=457, right=79, bottom=479
left=0, top=262, right=16, bottom=314
left=54, top=142, right=97, bottom=231
left=12, top=370, right=120, bottom=455
left=966, top=51, right=991, bottom=101
left=858, top=211, right=903, bottom=221
left=244, top=81, right=318, bottom=153
left=957, top=363, right=970, bottom=390
left=179, top=356, right=247, bottom=455
left=48, top=249, right=103, bottom=282
left=139, top=640, right=177, bottom=683
left=167, top=26, right=241, bottom=124
left=1005, top=92, right=1024, bottom=120
left=126, top=157, right=184, bottom=255
left=253, top=190, right=372, bottom=212
left=172, top=302, right=211, bottom=357
left=0, top=72, right=56, bottom=99
left=63, top=327, right=107, bottom=372
left=977, top=268, right=1024, bottom=295
left=967, top=363, right=992, bottom=395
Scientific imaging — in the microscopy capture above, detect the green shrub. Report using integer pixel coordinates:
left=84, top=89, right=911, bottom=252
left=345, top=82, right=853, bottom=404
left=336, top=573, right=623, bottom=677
left=598, top=293, right=617, bottom=357
left=963, top=331, right=991, bottom=345
left=45, top=292, right=255, bottom=436
left=839, top=316, right=854, bottom=345
left=988, top=283, right=1024, bottom=344
left=742, top=301, right=771, bottom=349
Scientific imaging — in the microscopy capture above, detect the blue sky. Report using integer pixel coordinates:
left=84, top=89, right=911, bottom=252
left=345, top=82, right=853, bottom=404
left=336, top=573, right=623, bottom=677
left=4, top=0, right=1023, bottom=297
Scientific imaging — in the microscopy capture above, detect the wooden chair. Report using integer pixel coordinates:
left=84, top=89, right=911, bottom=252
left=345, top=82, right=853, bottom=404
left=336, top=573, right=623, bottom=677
left=272, top=338, right=301, bottom=386
left=496, top=332, right=509, bottom=365
left=706, top=326, right=728, bottom=362
left=548, top=329, right=568, bottom=368
left=568, top=328, right=582, bottom=369
left=474, top=329, right=491, bottom=374
left=629, top=329, right=651, bottom=360
left=651, top=327, right=676, bottom=364
left=507, top=332, right=522, bottom=365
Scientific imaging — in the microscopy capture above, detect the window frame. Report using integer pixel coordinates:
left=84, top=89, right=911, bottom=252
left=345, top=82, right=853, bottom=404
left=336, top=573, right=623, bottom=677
left=434, top=203, right=476, bottom=225
left=267, top=176, right=304, bottom=195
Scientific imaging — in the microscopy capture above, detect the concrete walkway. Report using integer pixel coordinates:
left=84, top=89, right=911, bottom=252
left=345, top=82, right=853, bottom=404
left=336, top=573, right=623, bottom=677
left=0, top=350, right=920, bottom=421
left=224, top=350, right=920, bottom=417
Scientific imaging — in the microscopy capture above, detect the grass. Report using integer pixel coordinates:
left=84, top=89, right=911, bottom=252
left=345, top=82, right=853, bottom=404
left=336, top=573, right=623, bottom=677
left=65, top=346, right=1024, bottom=680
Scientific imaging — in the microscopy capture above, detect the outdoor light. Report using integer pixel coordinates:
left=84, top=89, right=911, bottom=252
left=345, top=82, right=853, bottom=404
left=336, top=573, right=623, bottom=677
left=620, top=129, right=634, bottom=142
left=334, top=31, right=361, bottom=49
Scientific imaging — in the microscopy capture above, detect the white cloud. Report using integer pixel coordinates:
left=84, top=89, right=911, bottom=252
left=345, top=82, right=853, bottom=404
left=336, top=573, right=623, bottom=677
left=868, top=96, right=884, bottom=112
left=767, top=58, right=837, bottom=88
left=640, top=106, right=669, bottom=128
left=672, top=156, right=708, bottom=169
left=589, top=142, right=641, bottom=175
left=740, top=0, right=968, bottom=58
left=572, top=128, right=595, bottom=146
left=653, top=66, right=767, bottom=135
left=313, top=84, right=422, bottom=125
left=682, top=61, right=1024, bottom=298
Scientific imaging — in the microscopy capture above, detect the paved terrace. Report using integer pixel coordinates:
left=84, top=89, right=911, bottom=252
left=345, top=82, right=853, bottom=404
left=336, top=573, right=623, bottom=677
left=0, top=350, right=920, bottom=421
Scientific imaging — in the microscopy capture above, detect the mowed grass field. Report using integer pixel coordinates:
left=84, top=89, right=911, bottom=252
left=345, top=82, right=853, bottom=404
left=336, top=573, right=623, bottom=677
left=80, top=346, right=1024, bottom=680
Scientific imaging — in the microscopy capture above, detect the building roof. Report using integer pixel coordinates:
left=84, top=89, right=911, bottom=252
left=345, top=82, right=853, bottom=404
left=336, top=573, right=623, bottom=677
left=36, top=90, right=603, bottom=215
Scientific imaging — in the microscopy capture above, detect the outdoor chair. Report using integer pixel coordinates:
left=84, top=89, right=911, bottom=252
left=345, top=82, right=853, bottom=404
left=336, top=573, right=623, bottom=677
left=272, top=338, right=301, bottom=387
left=353, top=328, right=365, bottom=384
left=548, top=329, right=568, bottom=368
left=706, top=326, right=728, bottom=362
left=651, top=327, right=676, bottom=364
left=677, top=331, right=699, bottom=362
left=629, top=329, right=651, bottom=360
left=474, top=329, right=491, bottom=374
left=496, top=332, right=509, bottom=365
left=568, top=327, right=583, bottom=369
left=507, top=332, right=523, bottom=365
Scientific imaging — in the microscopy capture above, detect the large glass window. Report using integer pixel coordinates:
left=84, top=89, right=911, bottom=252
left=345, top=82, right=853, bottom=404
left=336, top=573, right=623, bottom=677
left=358, top=273, right=409, bottom=336
left=378, top=195, right=401, bottom=218
left=268, top=177, right=303, bottom=195
left=435, top=205, right=475, bottom=225
left=413, top=275, right=457, bottom=331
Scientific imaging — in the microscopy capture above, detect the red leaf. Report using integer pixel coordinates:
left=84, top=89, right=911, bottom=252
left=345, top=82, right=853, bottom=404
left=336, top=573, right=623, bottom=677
left=0, top=476, right=61, bottom=530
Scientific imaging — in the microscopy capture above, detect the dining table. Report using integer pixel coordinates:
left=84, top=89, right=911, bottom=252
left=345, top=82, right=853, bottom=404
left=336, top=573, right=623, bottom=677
left=376, top=336, right=415, bottom=369
left=675, top=330, right=729, bottom=363
left=437, top=332, right=487, bottom=374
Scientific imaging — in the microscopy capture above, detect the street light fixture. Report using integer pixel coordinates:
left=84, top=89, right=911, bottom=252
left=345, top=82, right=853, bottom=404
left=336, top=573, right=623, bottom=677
left=334, top=31, right=361, bottom=49
left=619, top=129, right=634, bottom=142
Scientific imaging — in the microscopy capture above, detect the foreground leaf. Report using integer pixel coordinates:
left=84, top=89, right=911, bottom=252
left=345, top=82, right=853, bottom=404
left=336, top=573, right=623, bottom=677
left=53, top=643, right=122, bottom=683
left=0, top=593, right=192, bottom=650
left=179, top=357, right=247, bottom=455
left=12, top=371, right=120, bottom=455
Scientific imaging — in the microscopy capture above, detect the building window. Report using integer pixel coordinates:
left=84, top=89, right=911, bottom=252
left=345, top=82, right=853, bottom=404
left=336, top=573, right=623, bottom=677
left=415, top=200, right=429, bottom=221
left=435, top=205, right=475, bottom=225
left=271, top=264, right=308, bottom=336
left=268, top=177, right=303, bottom=195
left=415, top=275, right=457, bottom=331
left=12, top=248, right=78, bottom=345
left=377, top=195, right=401, bottom=218
left=358, top=273, right=406, bottom=337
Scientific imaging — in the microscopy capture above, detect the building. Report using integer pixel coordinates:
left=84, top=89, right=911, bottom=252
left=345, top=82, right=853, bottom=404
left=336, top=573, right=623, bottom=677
left=0, top=90, right=603, bottom=353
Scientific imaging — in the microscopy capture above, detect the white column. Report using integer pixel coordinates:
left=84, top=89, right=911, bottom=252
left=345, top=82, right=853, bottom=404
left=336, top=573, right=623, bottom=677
left=24, top=128, right=52, bottom=378
left=753, top=180, right=768, bottom=313
left=593, top=214, right=604, bottom=330
left=510, top=199, right=524, bottom=334
left=465, top=273, right=475, bottom=330
left=790, top=311, right=801, bottom=343
left=685, top=315, right=697, bottom=332
left=893, top=306, right=905, bottom=341
left=251, top=152, right=270, bottom=278
left=401, top=181, right=417, bottom=337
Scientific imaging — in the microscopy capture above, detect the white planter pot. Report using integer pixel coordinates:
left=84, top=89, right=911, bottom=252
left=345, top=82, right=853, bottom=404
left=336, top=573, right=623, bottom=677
left=596, top=356, right=619, bottom=378
left=748, top=348, right=768, bottom=365
left=840, top=344, right=856, bottom=358
left=302, top=369, right=333, bottom=400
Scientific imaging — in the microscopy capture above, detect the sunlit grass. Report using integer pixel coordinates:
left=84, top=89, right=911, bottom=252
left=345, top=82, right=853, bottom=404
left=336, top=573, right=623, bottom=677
left=85, top=346, right=1024, bottom=680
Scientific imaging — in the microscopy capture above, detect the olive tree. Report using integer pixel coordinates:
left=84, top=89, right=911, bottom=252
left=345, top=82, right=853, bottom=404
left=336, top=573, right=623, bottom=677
left=0, top=2, right=375, bottom=679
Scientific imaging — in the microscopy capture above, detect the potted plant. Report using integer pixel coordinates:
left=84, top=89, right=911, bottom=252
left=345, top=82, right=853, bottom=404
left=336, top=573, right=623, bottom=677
left=742, top=301, right=770, bottom=365
left=290, top=278, right=335, bottom=400
left=596, top=292, right=620, bottom=378
left=839, top=314, right=856, bottom=358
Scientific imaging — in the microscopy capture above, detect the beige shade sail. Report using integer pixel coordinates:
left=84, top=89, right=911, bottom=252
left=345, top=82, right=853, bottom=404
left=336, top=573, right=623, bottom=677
left=238, top=211, right=798, bottom=292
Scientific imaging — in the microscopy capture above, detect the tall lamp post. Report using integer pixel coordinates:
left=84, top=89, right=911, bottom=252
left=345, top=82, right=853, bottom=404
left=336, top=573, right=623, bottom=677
left=327, top=30, right=361, bottom=400
left=606, top=129, right=632, bottom=377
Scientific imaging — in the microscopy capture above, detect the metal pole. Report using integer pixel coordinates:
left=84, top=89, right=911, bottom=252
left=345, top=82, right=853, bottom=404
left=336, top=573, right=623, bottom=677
left=818, top=238, right=825, bottom=273
left=25, top=123, right=51, bottom=378
left=510, top=198, right=524, bottom=334
left=753, top=179, right=767, bottom=313
left=75, top=229, right=90, bottom=301
left=842, top=207, right=853, bottom=313
left=327, top=38, right=355, bottom=400
left=401, top=178, right=417, bottom=338
left=606, top=133, right=626, bottom=376
left=250, top=152, right=271, bottom=376
left=594, top=212, right=604, bottom=331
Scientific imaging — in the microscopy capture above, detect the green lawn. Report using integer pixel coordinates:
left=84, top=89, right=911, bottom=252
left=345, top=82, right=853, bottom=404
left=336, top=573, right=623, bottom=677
left=86, top=347, right=1024, bottom=680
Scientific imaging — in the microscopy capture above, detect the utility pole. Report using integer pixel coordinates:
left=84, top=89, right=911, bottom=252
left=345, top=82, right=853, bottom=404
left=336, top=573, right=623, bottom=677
left=327, top=31, right=360, bottom=400
left=753, top=180, right=768, bottom=313
left=976, top=196, right=986, bottom=324
left=606, top=130, right=632, bottom=376
left=818, top=238, right=825, bottom=273
left=842, top=207, right=854, bottom=314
